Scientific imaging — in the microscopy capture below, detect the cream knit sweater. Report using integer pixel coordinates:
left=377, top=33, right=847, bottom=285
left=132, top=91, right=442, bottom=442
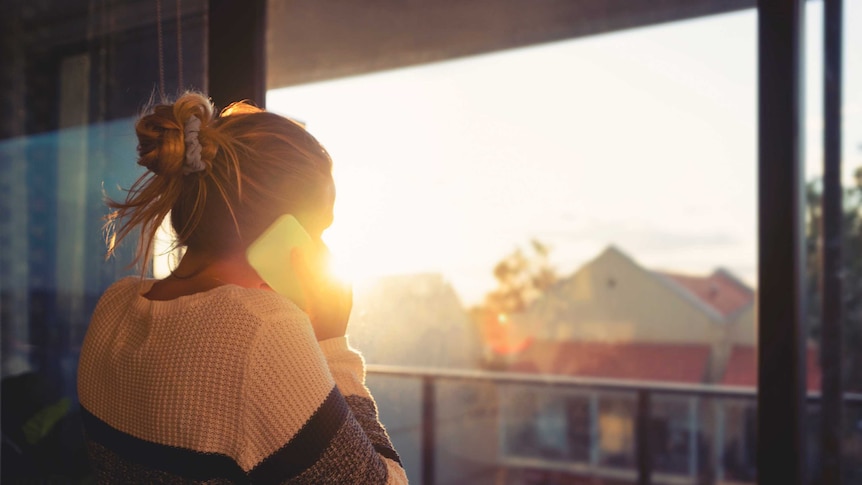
left=78, top=277, right=407, bottom=484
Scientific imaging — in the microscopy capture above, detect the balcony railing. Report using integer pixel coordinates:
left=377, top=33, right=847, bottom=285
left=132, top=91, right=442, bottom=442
left=366, top=364, right=862, bottom=485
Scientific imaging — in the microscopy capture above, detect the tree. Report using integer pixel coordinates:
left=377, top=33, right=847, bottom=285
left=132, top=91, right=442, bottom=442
left=471, top=239, right=558, bottom=365
left=484, top=239, right=557, bottom=315
left=805, top=166, right=862, bottom=390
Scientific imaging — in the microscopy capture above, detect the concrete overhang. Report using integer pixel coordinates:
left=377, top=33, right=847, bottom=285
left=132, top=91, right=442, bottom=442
left=267, top=0, right=754, bottom=89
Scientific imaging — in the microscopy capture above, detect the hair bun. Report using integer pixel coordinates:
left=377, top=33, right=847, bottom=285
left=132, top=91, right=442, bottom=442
left=136, top=93, right=215, bottom=177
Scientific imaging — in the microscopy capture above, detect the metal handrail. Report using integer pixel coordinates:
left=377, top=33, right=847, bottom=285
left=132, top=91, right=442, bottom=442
left=366, top=364, right=862, bottom=485
left=366, top=364, right=862, bottom=403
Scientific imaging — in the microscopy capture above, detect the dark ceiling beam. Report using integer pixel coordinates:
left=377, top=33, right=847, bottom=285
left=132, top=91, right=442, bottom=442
left=267, top=0, right=754, bottom=89
left=208, top=0, right=267, bottom=109
left=15, top=0, right=205, bottom=52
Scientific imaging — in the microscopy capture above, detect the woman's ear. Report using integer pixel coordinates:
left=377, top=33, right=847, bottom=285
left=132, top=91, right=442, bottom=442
left=301, top=184, right=336, bottom=238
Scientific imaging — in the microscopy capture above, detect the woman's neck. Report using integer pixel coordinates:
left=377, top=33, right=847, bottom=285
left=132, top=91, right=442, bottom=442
left=169, top=249, right=267, bottom=289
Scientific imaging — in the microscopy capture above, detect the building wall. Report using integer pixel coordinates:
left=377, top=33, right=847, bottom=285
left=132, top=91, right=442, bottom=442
left=730, top=304, right=757, bottom=346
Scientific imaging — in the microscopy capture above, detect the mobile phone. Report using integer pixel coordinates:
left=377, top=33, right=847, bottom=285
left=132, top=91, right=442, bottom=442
left=246, top=214, right=315, bottom=308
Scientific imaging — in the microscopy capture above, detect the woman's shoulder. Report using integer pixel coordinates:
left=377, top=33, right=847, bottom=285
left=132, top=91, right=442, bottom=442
left=219, top=285, right=309, bottom=323
left=105, top=275, right=147, bottom=294
left=91, top=276, right=150, bottom=312
left=85, top=279, right=314, bottom=364
left=92, top=277, right=307, bottom=326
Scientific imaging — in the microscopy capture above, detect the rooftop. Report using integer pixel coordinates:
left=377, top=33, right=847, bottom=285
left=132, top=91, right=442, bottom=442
left=509, top=340, right=712, bottom=384
left=657, top=269, right=754, bottom=318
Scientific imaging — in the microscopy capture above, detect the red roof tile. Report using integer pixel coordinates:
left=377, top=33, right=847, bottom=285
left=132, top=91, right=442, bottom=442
left=720, top=345, right=822, bottom=392
left=658, top=270, right=753, bottom=317
left=510, top=340, right=712, bottom=384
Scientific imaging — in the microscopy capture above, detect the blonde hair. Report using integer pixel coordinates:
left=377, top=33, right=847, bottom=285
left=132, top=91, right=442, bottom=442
left=106, top=92, right=334, bottom=274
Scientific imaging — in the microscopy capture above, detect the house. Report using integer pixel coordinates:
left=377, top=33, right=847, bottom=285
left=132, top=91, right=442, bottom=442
left=492, top=246, right=770, bottom=482
left=515, top=245, right=754, bottom=381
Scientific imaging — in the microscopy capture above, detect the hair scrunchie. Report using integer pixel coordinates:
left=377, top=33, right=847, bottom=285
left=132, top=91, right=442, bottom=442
left=182, top=115, right=206, bottom=174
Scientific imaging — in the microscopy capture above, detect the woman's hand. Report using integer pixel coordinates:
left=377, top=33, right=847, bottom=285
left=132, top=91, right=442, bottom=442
left=291, top=243, right=353, bottom=341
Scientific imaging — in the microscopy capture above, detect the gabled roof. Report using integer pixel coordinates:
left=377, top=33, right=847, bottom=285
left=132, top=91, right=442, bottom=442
left=542, top=245, right=755, bottom=323
left=720, top=345, right=822, bottom=392
left=509, top=340, right=712, bottom=384
left=655, top=269, right=754, bottom=319
left=605, top=246, right=756, bottom=321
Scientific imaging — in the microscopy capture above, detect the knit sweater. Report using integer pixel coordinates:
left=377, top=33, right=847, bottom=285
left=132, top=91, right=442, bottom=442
left=77, top=277, right=407, bottom=484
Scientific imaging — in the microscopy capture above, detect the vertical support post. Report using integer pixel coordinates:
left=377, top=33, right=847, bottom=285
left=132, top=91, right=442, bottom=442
left=589, top=392, right=600, bottom=467
left=422, top=376, right=436, bottom=485
left=498, top=385, right=508, bottom=460
left=636, top=390, right=652, bottom=485
left=821, top=0, right=844, bottom=483
left=714, top=400, right=725, bottom=482
left=757, top=1, right=807, bottom=484
left=688, top=397, right=699, bottom=478
left=207, top=0, right=267, bottom=109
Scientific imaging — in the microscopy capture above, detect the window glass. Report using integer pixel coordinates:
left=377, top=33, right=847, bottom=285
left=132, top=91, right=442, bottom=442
left=0, top=2, right=206, bottom=481
left=839, top=6, right=862, bottom=481
left=267, top=7, right=768, bottom=483
left=804, top=1, right=862, bottom=482
left=2, top=118, right=140, bottom=388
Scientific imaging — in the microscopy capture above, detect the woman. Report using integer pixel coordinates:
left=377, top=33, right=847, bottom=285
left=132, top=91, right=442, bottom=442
left=78, top=92, right=407, bottom=483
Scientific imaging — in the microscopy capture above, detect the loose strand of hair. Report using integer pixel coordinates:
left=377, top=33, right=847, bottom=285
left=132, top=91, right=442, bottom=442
left=210, top=170, right=243, bottom=245
left=104, top=170, right=182, bottom=274
left=173, top=177, right=206, bottom=247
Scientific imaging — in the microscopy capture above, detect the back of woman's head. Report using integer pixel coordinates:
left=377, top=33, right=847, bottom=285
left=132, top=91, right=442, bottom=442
left=107, top=92, right=334, bottom=273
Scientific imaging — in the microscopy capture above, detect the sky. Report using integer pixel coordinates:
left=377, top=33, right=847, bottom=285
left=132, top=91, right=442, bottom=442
left=267, top=2, right=862, bottom=306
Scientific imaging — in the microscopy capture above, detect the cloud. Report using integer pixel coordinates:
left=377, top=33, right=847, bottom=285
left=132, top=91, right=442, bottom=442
left=536, top=219, right=740, bottom=253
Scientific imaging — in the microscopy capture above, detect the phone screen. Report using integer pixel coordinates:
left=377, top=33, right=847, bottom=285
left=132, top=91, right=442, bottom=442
left=246, top=214, right=315, bottom=308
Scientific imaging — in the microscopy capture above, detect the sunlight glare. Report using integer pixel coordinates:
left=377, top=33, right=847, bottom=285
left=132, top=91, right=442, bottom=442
left=152, top=214, right=181, bottom=279
left=266, top=11, right=778, bottom=303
